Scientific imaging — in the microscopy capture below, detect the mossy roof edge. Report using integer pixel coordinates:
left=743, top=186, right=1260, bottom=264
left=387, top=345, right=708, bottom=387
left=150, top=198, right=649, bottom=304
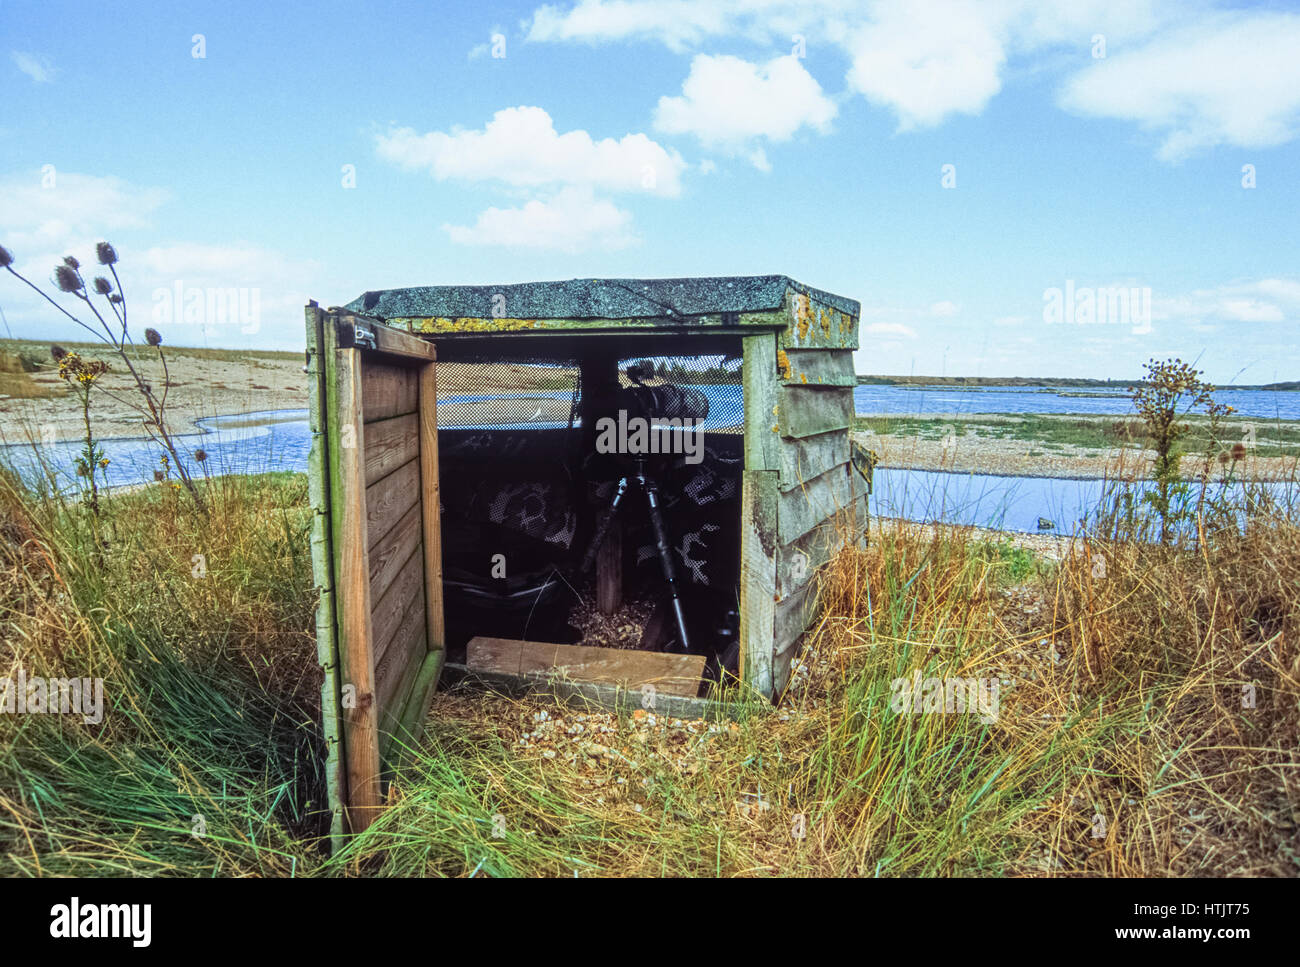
left=343, top=275, right=859, bottom=322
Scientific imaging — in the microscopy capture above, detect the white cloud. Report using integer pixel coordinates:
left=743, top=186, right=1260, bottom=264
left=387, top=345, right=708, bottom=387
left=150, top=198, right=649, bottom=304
left=134, top=242, right=322, bottom=343
left=653, top=54, right=837, bottom=166
left=375, top=106, right=685, bottom=196
left=844, top=1, right=1010, bottom=129
left=0, top=172, right=319, bottom=348
left=443, top=186, right=637, bottom=252
left=12, top=51, right=55, bottom=83
left=524, top=1, right=1300, bottom=158
left=526, top=0, right=738, bottom=51
left=1059, top=12, right=1300, bottom=160
left=0, top=171, right=170, bottom=255
left=929, top=300, right=959, bottom=317
left=1154, top=278, right=1299, bottom=326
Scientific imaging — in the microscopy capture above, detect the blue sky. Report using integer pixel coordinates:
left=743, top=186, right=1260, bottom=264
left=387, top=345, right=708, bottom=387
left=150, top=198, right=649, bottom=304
left=2, top=0, right=1298, bottom=383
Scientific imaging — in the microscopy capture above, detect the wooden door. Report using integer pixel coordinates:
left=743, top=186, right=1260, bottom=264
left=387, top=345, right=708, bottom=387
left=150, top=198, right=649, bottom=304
left=306, top=305, right=445, bottom=836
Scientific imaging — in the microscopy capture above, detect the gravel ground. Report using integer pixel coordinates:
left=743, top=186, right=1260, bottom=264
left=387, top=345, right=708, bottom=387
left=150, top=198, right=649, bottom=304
left=869, top=514, right=1074, bottom=561
left=0, top=351, right=309, bottom=444
left=853, top=427, right=1299, bottom=481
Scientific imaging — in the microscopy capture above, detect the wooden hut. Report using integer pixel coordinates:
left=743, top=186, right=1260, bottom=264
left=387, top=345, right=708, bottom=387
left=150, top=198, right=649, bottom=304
left=305, top=275, right=868, bottom=834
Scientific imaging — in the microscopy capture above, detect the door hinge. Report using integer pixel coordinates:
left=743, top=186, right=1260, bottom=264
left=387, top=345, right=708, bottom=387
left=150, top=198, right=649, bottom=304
left=352, top=323, right=377, bottom=350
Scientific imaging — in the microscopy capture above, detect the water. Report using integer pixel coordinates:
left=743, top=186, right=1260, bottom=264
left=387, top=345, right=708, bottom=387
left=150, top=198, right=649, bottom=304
left=855, top=383, right=1300, bottom=531
left=0, top=386, right=747, bottom=492
left=5, top=381, right=1293, bottom=535
left=854, top=384, right=1300, bottom=421
left=870, top=467, right=1296, bottom=534
left=869, top=468, right=1100, bottom=533
left=438, top=384, right=745, bottom=430
left=1, top=410, right=313, bottom=493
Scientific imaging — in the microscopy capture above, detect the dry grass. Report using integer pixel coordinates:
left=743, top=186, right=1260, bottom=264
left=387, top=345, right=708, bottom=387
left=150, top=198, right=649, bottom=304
left=0, top=460, right=1295, bottom=876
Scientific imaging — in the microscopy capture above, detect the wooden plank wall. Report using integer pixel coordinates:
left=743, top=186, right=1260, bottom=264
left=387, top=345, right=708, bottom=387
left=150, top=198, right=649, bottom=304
left=314, top=312, right=446, bottom=835
left=770, top=340, right=866, bottom=695
left=361, top=361, right=426, bottom=754
left=323, top=320, right=384, bottom=830
left=357, top=358, right=445, bottom=772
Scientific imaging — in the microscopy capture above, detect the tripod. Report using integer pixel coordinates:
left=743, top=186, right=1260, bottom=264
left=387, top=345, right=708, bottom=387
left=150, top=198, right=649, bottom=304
left=580, top=458, right=692, bottom=653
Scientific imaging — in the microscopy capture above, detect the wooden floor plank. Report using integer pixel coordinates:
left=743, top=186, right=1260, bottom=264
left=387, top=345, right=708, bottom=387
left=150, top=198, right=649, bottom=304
left=466, top=637, right=705, bottom=698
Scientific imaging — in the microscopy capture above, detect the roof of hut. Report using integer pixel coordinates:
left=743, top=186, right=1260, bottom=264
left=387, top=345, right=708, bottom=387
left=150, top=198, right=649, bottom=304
left=343, top=275, right=859, bottom=322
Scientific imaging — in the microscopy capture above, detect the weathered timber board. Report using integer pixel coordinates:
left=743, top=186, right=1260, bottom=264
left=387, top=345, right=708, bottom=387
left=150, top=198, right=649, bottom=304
left=326, top=336, right=382, bottom=829
left=362, top=412, right=420, bottom=487
left=738, top=469, right=777, bottom=697
left=398, top=310, right=786, bottom=337
left=780, top=291, right=859, bottom=350
left=773, top=580, right=819, bottom=695
left=778, top=462, right=870, bottom=545
left=305, top=304, right=346, bottom=847
left=443, top=663, right=749, bottom=722
left=776, top=384, right=855, bottom=439
left=385, top=650, right=445, bottom=769
left=777, top=429, right=851, bottom=492
left=742, top=333, right=780, bottom=473
left=369, top=545, right=424, bottom=661
left=361, top=361, right=419, bottom=424
left=418, top=362, right=446, bottom=653
left=466, top=637, right=705, bottom=698
left=367, top=499, right=422, bottom=604
left=365, top=459, right=420, bottom=550
left=776, top=491, right=868, bottom=597
left=376, top=593, right=428, bottom=731
left=334, top=313, right=437, bottom=361
left=778, top=348, right=857, bottom=387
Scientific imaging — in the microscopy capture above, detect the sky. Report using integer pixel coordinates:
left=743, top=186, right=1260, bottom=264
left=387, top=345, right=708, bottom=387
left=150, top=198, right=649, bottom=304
left=1, top=0, right=1298, bottom=383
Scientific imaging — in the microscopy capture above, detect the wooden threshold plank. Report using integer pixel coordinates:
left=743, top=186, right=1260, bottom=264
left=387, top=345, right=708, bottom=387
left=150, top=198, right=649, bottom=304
left=466, top=637, right=705, bottom=698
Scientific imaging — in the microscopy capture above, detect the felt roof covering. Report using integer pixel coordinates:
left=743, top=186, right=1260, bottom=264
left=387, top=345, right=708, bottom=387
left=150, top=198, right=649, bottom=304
left=343, top=275, right=859, bottom=321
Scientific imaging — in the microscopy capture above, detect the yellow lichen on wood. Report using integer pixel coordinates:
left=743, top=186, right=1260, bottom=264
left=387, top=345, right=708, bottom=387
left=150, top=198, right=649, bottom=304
left=793, top=292, right=812, bottom=344
left=405, top=316, right=543, bottom=334
left=777, top=349, right=792, bottom=380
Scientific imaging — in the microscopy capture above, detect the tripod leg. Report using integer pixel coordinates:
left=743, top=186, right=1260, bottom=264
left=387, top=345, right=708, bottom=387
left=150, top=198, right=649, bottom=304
left=580, top=476, right=630, bottom=573
left=642, top=476, right=691, bottom=653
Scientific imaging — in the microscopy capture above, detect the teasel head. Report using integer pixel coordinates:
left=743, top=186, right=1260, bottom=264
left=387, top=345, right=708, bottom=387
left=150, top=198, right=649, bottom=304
left=53, top=264, right=82, bottom=292
left=95, top=241, right=118, bottom=265
left=144, top=327, right=163, bottom=347
left=0, top=245, right=13, bottom=269
left=194, top=448, right=208, bottom=463
left=93, top=276, right=113, bottom=295
left=50, top=344, right=67, bottom=361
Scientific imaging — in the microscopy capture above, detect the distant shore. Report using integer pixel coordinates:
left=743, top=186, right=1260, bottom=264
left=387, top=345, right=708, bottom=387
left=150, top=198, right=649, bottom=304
left=857, top=375, right=1300, bottom=391
left=855, top=411, right=1300, bottom=481
left=0, top=340, right=583, bottom=445
left=3, top=338, right=1295, bottom=484
left=0, top=339, right=310, bottom=445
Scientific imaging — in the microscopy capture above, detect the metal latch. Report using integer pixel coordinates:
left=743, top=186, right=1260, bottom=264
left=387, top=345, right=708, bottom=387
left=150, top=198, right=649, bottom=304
left=352, top=323, right=377, bottom=350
